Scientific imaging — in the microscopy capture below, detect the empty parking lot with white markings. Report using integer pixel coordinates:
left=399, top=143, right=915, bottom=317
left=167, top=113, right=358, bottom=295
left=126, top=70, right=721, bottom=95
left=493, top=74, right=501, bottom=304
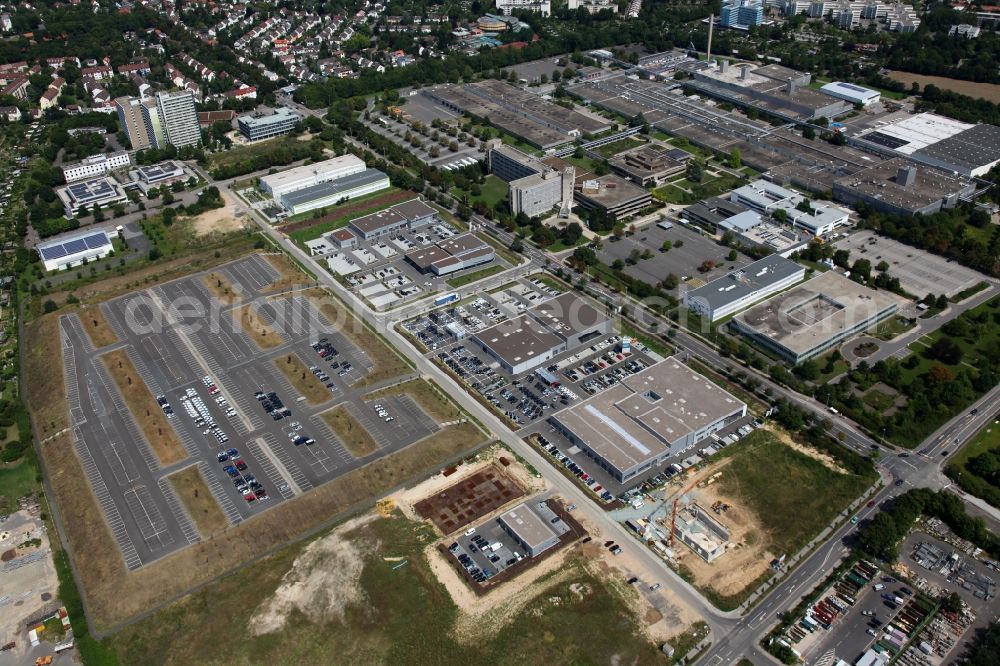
left=61, top=253, right=440, bottom=569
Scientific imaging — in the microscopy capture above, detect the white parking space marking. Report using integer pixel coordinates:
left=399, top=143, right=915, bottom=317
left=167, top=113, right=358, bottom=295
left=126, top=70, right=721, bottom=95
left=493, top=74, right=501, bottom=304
left=123, top=485, right=174, bottom=551
left=157, top=476, right=201, bottom=545
left=72, top=427, right=143, bottom=570
left=197, top=461, right=244, bottom=526
left=246, top=438, right=300, bottom=500
left=260, top=433, right=313, bottom=492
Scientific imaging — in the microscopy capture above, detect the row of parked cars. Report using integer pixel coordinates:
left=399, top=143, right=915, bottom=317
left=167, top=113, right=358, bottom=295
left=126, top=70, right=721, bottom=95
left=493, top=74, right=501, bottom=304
left=217, top=448, right=268, bottom=502
left=537, top=434, right=614, bottom=502
left=254, top=390, right=292, bottom=421
left=155, top=395, right=175, bottom=418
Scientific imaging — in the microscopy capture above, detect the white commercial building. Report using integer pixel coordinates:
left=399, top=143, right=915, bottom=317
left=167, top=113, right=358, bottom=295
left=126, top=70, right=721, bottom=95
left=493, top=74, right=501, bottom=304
left=495, top=0, right=551, bottom=15
left=278, top=169, right=390, bottom=215
left=61, top=150, right=131, bottom=183
left=819, top=81, right=881, bottom=107
left=37, top=230, right=114, bottom=271
left=682, top=255, right=806, bottom=322
left=260, top=154, right=367, bottom=199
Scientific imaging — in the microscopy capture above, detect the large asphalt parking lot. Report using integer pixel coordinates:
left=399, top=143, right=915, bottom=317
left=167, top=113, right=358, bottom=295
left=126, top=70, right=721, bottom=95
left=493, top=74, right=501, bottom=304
left=597, top=222, right=752, bottom=288
left=62, top=254, right=437, bottom=570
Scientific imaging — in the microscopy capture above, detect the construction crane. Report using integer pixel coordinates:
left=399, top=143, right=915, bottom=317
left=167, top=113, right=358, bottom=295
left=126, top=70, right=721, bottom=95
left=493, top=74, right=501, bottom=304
left=668, top=470, right=711, bottom=547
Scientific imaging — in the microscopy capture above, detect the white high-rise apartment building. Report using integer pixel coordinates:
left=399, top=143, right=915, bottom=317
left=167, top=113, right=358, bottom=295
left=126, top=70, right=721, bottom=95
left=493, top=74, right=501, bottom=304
left=154, top=90, right=201, bottom=148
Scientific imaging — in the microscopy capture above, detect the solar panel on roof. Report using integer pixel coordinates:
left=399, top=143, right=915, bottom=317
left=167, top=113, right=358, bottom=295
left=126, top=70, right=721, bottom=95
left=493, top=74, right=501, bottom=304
left=63, top=239, right=88, bottom=255
left=38, top=245, right=67, bottom=261
left=84, top=233, right=108, bottom=249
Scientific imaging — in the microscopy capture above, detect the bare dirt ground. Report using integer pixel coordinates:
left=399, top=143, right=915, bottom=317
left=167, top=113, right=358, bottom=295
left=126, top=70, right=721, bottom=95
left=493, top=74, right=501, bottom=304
left=248, top=513, right=378, bottom=636
left=764, top=424, right=848, bottom=475
left=670, top=479, right=774, bottom=599
left=0, top=511, right=59, bottom=654
left=392, top=445, right=693, bottom=645
left=192, top=189, right=246, bottom=237
left=887, top=71, right=1000, bottom=103
left=391, top=444, right=547, bottom=524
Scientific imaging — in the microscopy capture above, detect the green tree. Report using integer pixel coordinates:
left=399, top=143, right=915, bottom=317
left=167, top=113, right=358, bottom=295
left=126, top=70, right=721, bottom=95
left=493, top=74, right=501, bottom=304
left=728, top=148, right=741, bottom=169
left=660, top=240, right=673, bottom=252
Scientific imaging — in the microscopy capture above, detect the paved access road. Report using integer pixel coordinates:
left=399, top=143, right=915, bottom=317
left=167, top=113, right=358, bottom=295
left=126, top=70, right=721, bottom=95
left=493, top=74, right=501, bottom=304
left=218, top=168, right=1000, bottom=663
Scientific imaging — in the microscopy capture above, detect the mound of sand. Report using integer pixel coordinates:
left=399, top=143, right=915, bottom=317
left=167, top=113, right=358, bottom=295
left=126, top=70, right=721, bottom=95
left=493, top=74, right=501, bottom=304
left=248, top=514, right=377, bottom=635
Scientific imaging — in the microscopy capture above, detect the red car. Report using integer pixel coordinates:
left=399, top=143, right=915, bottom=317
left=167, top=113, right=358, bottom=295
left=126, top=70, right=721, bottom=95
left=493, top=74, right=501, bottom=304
left=242, top=489, right=256, bottom=502
left=867, top=500, right=876, bottom=508
left=234, top=458, right=248, bottom=471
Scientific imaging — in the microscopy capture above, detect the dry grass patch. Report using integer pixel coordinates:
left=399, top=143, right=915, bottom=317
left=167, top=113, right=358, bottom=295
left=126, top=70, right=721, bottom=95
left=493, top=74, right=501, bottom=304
left=301, top=287, right=410, bottom=387
left=262, top=253, right=310, bottom=292
left=76, top=305, right=118, bottom=348
left=320, top=405, right=379, bottom=457
left=168, top=466, right=229, bottom=539
left=60, top=419, right=486, bottom=632
left=236, top=304, right=281, bottom=350
left=45, top=238, right=258, bottom=308
left=23, top=315, right=69, bottom=439
left=274, top=352, right=331, bottom=406
left=364, top=379, right=461, bottom=423
left=202, top=271, right=242, bottom=306
left=102, top=348, right=188, bottom=467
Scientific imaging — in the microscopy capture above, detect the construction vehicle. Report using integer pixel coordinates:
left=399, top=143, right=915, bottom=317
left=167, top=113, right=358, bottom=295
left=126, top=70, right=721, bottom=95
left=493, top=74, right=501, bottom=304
left=376, top=498, right=396, bottom=518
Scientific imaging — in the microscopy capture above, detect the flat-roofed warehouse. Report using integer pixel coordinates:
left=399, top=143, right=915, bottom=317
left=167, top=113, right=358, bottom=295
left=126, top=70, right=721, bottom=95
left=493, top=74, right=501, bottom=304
left=405, top=233, right=495, bottom=276
left=550, top=357, right=748, bottom=484
left=730, top=271, right=906, bottom=364
left=37, top=230, right=114, bottom=272
left=347, top=198, right=437, bottom=239
left=278, top=168, right=390, bottom=215
left=472, top=292, right=612, bottom=374
left=498, top=502, right=561, bottom=556
left=832, top=158, right=974, bottom=216
left=683, top=255, right=806, bottom=322
left=852, top=112, right=1000, bottom=177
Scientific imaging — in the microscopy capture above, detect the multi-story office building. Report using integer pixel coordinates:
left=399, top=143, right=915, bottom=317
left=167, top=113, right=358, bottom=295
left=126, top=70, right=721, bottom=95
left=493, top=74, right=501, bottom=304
left=115, top=96, right=153, bottom=150
left=61, top=150, right=132, bottom=183
left=237, top=107, right=300, bottom=142
left=721, top=0, right=764, bottom=28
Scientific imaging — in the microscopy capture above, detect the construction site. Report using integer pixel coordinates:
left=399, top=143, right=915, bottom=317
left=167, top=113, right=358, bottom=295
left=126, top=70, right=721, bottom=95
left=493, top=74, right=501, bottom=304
left=618, top=427, right=875, bottom=608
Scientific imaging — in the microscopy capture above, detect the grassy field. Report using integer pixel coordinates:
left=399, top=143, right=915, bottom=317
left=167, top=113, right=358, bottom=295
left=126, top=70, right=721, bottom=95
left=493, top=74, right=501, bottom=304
left=23, top=315, right=69, bottom=440
left=76, top=305, right=118, bottom=348
left=284, top=188, right=406, bottom=244
left=201, top=271, right=242, bottom=306
left=102, top=348, right=188, bottom=467
left=364, top=379, right=462, bottom=423
left=446, top=264, right=506, bottom=288
left=274, top=352, right=331, bottom=406
left=167, top=466, right=229, bottom=539
left=947, top=419, right=1000, bottom=508
left=109, top=514, right=660, bottom=665
left=451, top=174, right=508, bottom=209
left=207, top=136, right=310, bottom=170
left=261, top=252, right=312, bottom=291
left=594, top=136, right=646, bottom=158
left=321, top=405, right=379, bottom=457
left=235, top=304, right=282, bottom=350
left=717, top=430, right=872, bottom=556
left=300, top=288, right=411, bottom=387
left=886, top=71, right=1000, bottom=102
left=872, top=315, right=916, bottom=341
left=0, top=457, right=38, bottom=512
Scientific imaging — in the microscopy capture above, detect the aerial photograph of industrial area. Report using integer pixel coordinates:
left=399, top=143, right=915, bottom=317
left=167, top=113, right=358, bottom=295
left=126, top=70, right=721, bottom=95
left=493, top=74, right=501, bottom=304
left=0, top=0, right=1000, bottom=664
